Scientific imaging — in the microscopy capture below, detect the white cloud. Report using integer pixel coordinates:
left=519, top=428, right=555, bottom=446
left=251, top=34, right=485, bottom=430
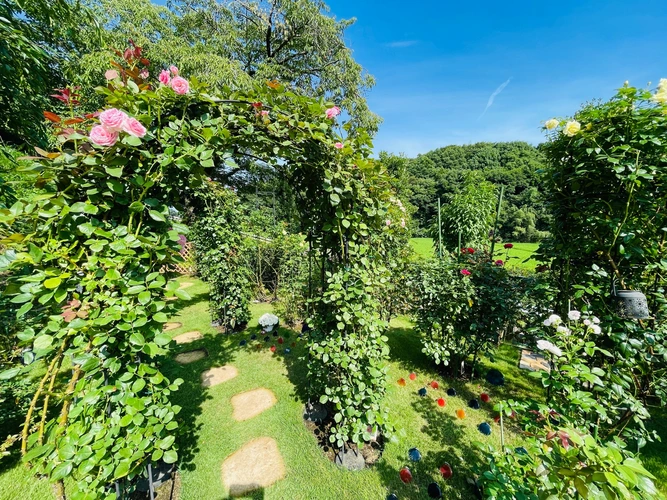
left=386, top=40, right=419, bottom=48
left=479, top=78, right=511, bottom=118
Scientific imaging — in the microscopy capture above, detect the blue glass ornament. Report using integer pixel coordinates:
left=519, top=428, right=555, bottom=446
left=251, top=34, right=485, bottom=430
left=250, top=334, right=257, bottom=340
left=428, top=482, right=443, bottom=499
left=285, top=348, right=291, bottom=354
left=239, top=340, right=246, bottom=346
left=408, top=447, right=422, bottom=462
left=478, top=422, right=492, bottom=435
left=418, top=387, right=427, bottom=397
left=447, top=388, right=457, bottom=396
left=468, top=398, right=480, bottom=410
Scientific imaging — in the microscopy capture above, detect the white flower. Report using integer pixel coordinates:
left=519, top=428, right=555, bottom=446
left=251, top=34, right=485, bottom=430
left=590, top=324, right=601, bottom=335
left=568, top=310, right=581, bottom=321
left=545, top=118, right=559, bottom=130
left=547, top=314, right=561, bottom=326
left=543, top=318, right=552, bottom=327
left=258, top=313, right=279, bottom=328
left=592, top=316, right=600, bottom=324
left=556, top=325, right=571, bottom=335
left=563, top=120, right=581, bottom=137
left=652, top=79, right=667, bottom=104
left=537, top=339, right=563, bottom=357
left=583, top=319, right=591, bottom=326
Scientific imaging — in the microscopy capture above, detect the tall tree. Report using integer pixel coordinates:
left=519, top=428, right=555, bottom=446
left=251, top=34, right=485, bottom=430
left=74, top=0, right=379, bottom=132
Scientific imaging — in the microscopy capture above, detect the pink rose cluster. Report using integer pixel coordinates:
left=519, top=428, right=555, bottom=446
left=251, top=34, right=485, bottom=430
left=159, top=65, right=189, bottom=95
left=89, top=108, right=147, bottom=147
left=326, top=106, right=341, bottom=119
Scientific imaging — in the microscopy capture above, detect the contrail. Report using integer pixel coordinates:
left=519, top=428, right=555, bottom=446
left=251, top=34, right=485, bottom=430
left=479, top=79, right=511, bottom=119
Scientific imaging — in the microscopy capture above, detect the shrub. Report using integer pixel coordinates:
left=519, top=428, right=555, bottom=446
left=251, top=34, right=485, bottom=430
left=190, top=183, right=252, bottom=330
left=477, top=426, right=658, bottom=499
left=411, top=250, right=518, bottom=374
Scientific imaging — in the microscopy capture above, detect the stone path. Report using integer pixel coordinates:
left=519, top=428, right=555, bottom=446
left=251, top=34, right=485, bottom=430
left=519, top=349, right=551, bottom=372
left=201, top=366, right=238, bottom=388
left=170, top=311, right=286, bottom=496
left=173, top=331, right=203, bottom=344
left=231, top=388, right=277, bottom=421
left=174, top=349, right=208, bottom=364
left=163, top=322, right=183, bottom=332
left=221, top=437, right=285, bottom=497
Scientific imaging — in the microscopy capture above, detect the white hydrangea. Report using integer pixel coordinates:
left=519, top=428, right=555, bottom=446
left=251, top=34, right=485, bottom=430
left=537, top=339, right=563, bottom=357
left=258, top=313, right=279, bottom=331
left=568, top=310, right=581, bottom=321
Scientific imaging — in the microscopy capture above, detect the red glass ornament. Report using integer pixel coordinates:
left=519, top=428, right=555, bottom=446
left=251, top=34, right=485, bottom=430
left=409, top=372, right=416, bottom=381
left=480, top=393, right=490, bottom=403
left=430, top=380, right=439, bottom=389
left=439, top=463, right=453, bottom=479
left=270, top=345, right=276, bottom=352
left=397, top=378, right=406, bottom=387
left=278, top=337, right=284, bottom=344
left=437, top=398, right=446, bottom=407
left=399, top=467, right=413, bottom=483
left=494, top=414, right=501, bottom=423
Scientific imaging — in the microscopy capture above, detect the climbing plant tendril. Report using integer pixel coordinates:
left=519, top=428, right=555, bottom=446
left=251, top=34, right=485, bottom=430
left=0, top=48, right=404, bottom=497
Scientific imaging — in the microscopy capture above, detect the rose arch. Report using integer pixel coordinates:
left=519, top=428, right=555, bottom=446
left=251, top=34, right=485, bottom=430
left=0, top=53, right=403, bottom=498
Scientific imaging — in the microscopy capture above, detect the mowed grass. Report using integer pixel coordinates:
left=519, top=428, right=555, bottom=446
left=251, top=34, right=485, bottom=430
left=2, top=276, right=665, bottom=499
left=409, top=238, right=539, bottom=271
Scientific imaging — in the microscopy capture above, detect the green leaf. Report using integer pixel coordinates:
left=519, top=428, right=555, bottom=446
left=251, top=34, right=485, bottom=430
left=43, top=277, right=62, bottom=289
left=10, top=293, right=32, bottom=304
left=128, top=201, right=144, bottom=213
left=34, top=335, right=54, bottom=350
left=153, top=312, right=168, bottom=322
left=163, top=450, right=178, bottom=464
left=114, top=460, right=131, bottom=479
left=51, top=462, right=73, bottom=480
left=154, top=334, right=172, bottom=346
left=149, top=210, right=166, bottom=222
left=158, top=435, right=175, bottom=449
left=123, top=135, right=142, bottom=147
left=16, top=302, right=32, bottom=318
left=330, top=193, right=340, bottom=205
left=105, top=166, right=123, bottom=178
left=0, top=366, right=21, bottom=380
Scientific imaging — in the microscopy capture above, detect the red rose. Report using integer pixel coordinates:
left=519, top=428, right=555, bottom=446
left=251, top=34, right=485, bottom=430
left=504, top=243, right=513, bottom=249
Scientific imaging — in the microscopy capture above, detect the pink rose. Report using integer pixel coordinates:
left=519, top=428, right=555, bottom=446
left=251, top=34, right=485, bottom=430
left=326, top=106, right=341, bottom=119
left=159, top=69, right=171, bottom=86
left=99, top=108, right=128, bottom=132
left=495, top=259, right=504, bottom=266
left=334, top=142, right=344, bottom=149
left=170, top=76, right=190, bottom=95
left=105, top=69, right=119, bottom=81
left=170, top=65, right=179, bottom=76
left=461, top=269, right=471, bottom=276
left=260, top=110, right=269, bottom=116
left=139, top=69, right=149, bottom=79
left=386, top=219, right=391, bottom=226
left=89, top=125, right=118, bottom=147
left=122, top=117, right=147, bottom=138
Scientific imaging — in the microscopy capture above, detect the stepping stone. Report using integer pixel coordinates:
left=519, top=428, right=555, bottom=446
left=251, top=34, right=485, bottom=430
left=519, top=349, right=551, bottom=372
left=163, top=322, right=182, bottom=332
left=174, top=349, right=207, bottom=364
left=173, top=331, right=203, bottom=344
left=201, top=366, right=238, bottom=388
left=231, top=388, right=277, bottom=421
left=221, top=437, right=285, bottom=497
left=178, top=282, right=193, bottom=289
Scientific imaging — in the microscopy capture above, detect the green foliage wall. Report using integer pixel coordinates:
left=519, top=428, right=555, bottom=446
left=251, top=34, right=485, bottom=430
left=190, top=183, right=252, bottom=330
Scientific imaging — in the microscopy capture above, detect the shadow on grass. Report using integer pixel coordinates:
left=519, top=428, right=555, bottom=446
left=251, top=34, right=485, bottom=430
left=161, top=324, right=243, bottom=473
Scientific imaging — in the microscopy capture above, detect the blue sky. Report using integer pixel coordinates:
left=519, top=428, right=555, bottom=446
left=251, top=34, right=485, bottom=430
left=153, top=0, right=667, bottom=156
left=323, top=0, right=667, bottom=156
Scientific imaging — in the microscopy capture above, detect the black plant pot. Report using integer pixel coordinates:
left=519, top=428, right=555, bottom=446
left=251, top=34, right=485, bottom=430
left=614, top=289, right=650, bottom=319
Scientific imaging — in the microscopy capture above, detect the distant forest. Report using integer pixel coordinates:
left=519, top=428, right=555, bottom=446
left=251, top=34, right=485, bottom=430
left=402, top=141, right=549, bottom=242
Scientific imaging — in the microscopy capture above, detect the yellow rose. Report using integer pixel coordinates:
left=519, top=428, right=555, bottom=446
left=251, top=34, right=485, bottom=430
left=563, top=120, right=581, bottom=137
left=545, top=118, right=559, bottom=130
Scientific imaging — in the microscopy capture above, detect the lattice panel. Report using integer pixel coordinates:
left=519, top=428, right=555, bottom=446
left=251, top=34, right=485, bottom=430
left=172, top=242, right=196, bottom=275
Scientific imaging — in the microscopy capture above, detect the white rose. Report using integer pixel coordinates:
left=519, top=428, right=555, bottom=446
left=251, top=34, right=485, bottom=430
left=545, top=118, right=559, bottom=130
left=567, top=310, right=581, bottom=321
left=563, top=120, right=581, bottom=137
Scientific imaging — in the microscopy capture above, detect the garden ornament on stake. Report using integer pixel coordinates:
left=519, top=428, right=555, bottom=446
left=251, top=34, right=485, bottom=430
left=611, top=278, right=650, bottom=320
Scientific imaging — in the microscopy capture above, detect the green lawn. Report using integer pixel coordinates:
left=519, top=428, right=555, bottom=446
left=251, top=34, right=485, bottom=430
left=409, top=238, right=539, bottom=271
left=1, top=277, right=664, bottom=499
